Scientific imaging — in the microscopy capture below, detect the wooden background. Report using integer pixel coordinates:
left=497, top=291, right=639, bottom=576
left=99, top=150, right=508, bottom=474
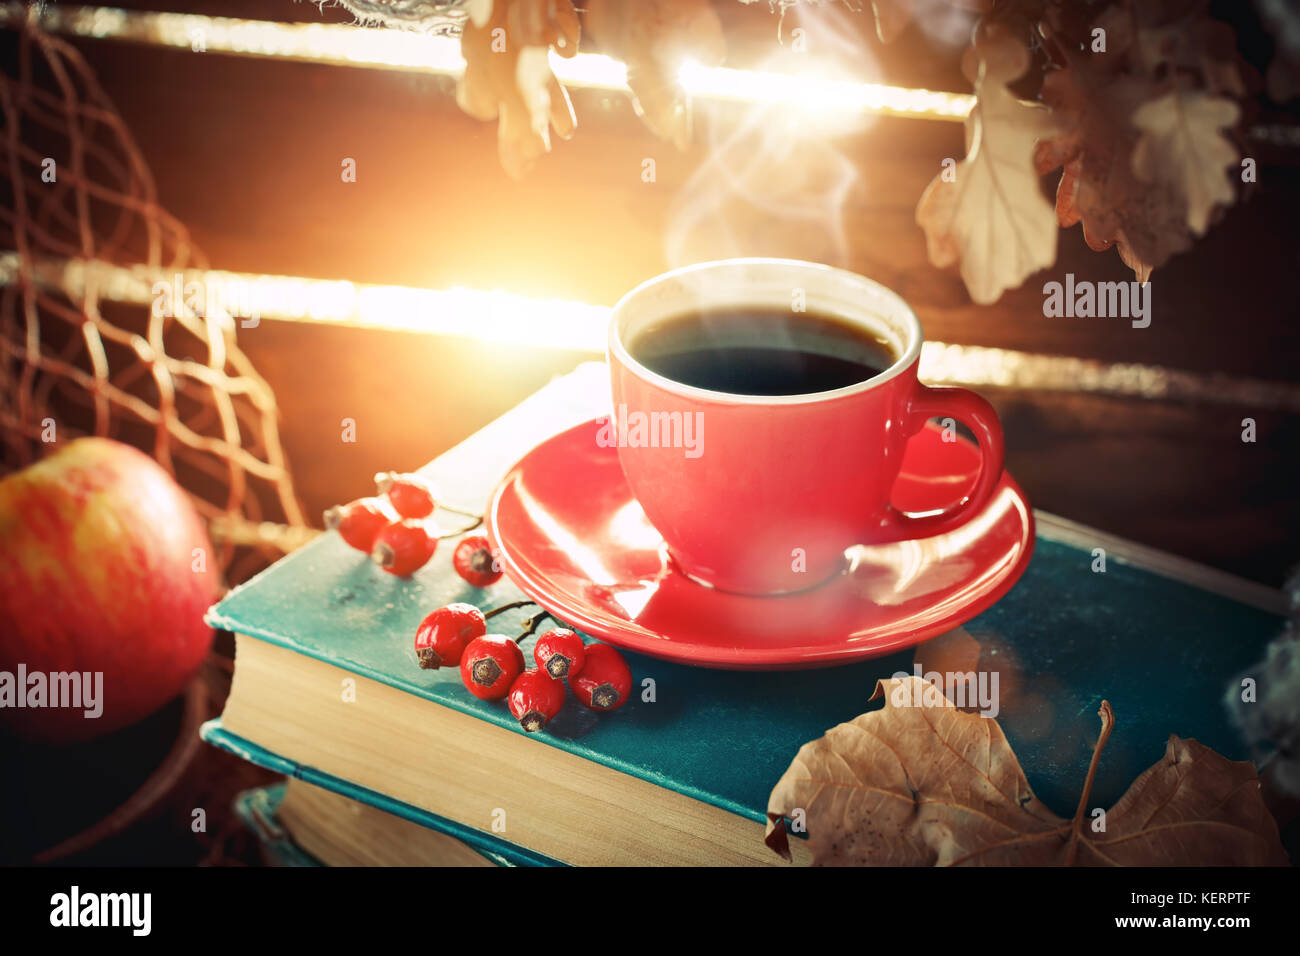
left=8, top=0, right=1300, bottom=585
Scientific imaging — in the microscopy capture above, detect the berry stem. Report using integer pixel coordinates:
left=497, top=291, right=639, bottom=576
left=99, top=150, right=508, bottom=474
left=435, top=515, right=484, bottom=538
left=483, top=599, right=537, bottom=620
left=515, top=609, right=554, bottom=643
left=438, top=504, right=485, bottom=518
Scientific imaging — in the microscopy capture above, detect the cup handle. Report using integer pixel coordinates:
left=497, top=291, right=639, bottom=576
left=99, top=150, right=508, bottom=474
left=881, top=384, right=1005, bottom=540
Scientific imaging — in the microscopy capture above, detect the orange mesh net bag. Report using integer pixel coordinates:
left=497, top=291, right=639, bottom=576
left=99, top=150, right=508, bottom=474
left=0, top=18, right=307, bottom=583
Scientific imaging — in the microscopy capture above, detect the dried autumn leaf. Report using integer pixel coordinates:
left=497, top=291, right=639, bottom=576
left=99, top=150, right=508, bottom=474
left=1134, top=10, right=1247, bottom=99
left=1035, top=1, right=1247, bottom=280
left=915, top=28, right=1058, bottom=305
left=766, top=677, right=1288, bottom=866
left=1131, top=89, right=1240, bottom=235
left=585, top=0, right=726, bottom=149
left=1036, top=69, right=1183, bottom=282
left=458, top=0, right=579, bottom=179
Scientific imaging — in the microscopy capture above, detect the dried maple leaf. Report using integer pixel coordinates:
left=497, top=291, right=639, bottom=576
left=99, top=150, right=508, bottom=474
left=914, top=27, right=1058, bottom=305
left=457, top=0, right=579, bottom=179
left=1131, top=88, right=1240, bottom=235
left=766, top=677, right=1289, bottom=866
left=584, top=0, right=726, bottom=149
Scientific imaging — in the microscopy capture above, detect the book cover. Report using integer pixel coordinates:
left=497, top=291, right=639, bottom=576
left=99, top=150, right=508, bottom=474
left=230, top=782, right=520, bottom=867
left=204, top=363, right=1285, bottom=858
left=231, top=784, right=320, bottom=868
left=212, top=729, right=557, bottom=866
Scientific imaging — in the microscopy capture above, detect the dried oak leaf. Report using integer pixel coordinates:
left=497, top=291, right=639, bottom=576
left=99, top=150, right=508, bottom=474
left=915, top=28, right=1058, bottom=305
left=458, top=0, right=579, bottom=179
left=1131, top=89, right=1240, bottom=236
left=766, top=677, right=1288, bottom=866
left=585, top=0, right=726, bottom=149
left=1132, top=5, right=1248, bottom=100
left=1034, top=66, right=1183, bottom=281
left=1034, top=2, right=1246, bottom=280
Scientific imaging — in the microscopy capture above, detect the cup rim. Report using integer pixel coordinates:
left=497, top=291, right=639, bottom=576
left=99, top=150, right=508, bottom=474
left=607, top=258, right=922, bottom=406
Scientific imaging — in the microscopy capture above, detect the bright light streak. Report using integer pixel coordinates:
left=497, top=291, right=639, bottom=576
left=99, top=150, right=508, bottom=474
left=2, top=3, right=973, bottom=122
left=9, top=257, right=611, bottom=353
left=548, top=51, right=628, bottom=90
left=6, top=256, right=1296, bottom=411
left=677, top=61, right=972, bottom=121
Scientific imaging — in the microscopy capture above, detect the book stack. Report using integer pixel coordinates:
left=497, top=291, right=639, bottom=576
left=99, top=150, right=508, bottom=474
left=203, top=364, right=1286, bottom=866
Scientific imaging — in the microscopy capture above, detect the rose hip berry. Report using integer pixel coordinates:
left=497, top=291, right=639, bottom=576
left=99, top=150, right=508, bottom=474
left=375, top=471, right=437, bottom=519
left=507, top=669, right=566, bottom=732
left=414, top=603, right=486, bottom=670
left=570, top=643, right=632, bottom=712
left=460, top=634, right=524, bottom=700
left=324, top=497, right=393, bottom=553
left=452, top=534, right=503, bottom=588
left=371, top=519, right=437, bottom=576
left=533, top=627, right=586, bottom=679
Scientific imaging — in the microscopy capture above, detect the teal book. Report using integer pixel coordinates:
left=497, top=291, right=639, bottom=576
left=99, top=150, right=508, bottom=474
left=230, top=783, right=517, bottom=867
left=202, top=363, right=1286, bottom=866
left=231, top=785, right=320, bottom=867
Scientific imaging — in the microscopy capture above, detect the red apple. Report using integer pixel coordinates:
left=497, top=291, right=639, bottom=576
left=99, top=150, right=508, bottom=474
left=0, top=438, right=217, bottom=742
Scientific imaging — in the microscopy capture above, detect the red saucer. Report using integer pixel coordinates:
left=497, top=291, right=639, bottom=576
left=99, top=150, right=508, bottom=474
left=486, top=419, right=1034, bottom=670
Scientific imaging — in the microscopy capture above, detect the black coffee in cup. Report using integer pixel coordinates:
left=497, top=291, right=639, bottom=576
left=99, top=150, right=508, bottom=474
left=629, top=306, right=898, bottom=397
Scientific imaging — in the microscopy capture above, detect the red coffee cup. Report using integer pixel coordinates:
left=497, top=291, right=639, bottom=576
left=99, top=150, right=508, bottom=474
left=607, top=258, right=1005, bottom=596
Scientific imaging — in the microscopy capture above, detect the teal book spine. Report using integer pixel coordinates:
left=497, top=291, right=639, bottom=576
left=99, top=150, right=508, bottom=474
left=222, top=771, right=529, bottom=868
left=205, top=363, right=1285, bottom=855
left=231, top=784, right=320, bottom=867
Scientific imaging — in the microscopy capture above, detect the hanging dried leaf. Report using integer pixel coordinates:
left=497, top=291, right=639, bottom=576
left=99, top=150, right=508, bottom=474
left=915, top=28, right=1058, bottom=305
left=1035, top=1, right=1247, bottom=280
left=1034, top=61, right=1181, bottom=282
left=458, top=0, right=579, bottom=179
left=1134, top=8, right=1248, bottom=99
left=585, top=0, right=726, bottom=149
left=1131, top=89, right=1240, bottom=235
left=766, top=677, right=1288, bottom=866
